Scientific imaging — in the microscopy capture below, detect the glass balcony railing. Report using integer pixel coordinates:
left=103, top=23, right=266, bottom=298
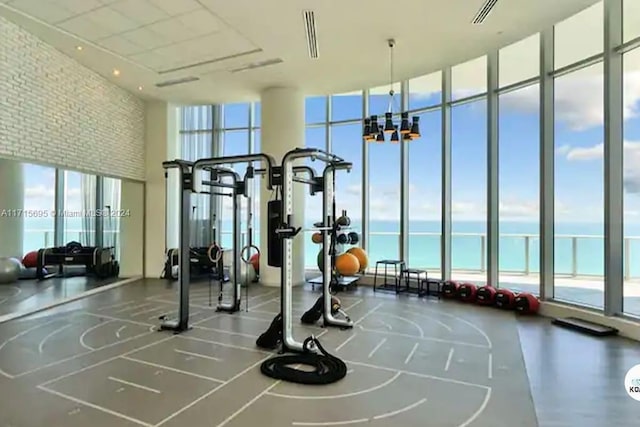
left=258, top=230, right=639, bottom=280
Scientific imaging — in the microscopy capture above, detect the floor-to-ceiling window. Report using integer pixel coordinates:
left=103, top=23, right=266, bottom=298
left=407, top=72, right=442, bottom=272
left=23, top=163, right=56, bottom=251
left=180, top=105, right=214, bottom=248
left=101, top=177, right=122, bottom=259
left=221, top=128, right=250, bottom=247
left=304, top=96, right=327, bottom=267
left=498, top=34, right=541, bottom=293
left=451, top=56, right=488, bottom=283
left=330, top=91, right=363, bottom=235
left=368, top=83, right=401, bottom=261
left=553, top=3, right=605, bottom=308
left=623, top=34, right=640, bottom=317
left=63, top=170, right=96, bottom=246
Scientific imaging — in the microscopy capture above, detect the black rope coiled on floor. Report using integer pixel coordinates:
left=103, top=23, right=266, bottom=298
left=260, top=336, right=347, bottom=385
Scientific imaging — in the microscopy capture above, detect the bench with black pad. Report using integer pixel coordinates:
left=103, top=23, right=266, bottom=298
left=552, top=317, right=619, bottom=337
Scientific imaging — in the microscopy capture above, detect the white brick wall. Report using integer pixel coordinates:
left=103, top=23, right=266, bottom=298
left=0, top=16, right=145, bottom=181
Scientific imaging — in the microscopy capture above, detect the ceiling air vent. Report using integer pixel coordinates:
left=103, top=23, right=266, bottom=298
left=155, top=76, right=200, bottom=88
left=303, top=10, right=319, bottom=58
left=230, top=58, right=283, bottom=73
left=472, top=0, right=498, bottom=24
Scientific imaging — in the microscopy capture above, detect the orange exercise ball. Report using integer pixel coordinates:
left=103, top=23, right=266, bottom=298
left=347, top=247, right=368, bottom=272
left=335, top=252, right=360, bottom=276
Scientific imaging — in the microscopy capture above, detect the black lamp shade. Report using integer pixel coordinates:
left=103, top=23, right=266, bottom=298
left=369, top=115, right=379, bottom=137
left=390, top=125, right=399, bottom=143
left=384, top=112, right=394, bottom=133
left=400, top=112, right=410, bottom=134
left=376, top=126, right=385, bottom=142
left=409, top=116, right=421, bottom=138
left=363, top=118, right=371, bottom=138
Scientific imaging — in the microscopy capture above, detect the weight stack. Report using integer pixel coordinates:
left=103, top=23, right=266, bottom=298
left=267, top=200, right=282, bottom=267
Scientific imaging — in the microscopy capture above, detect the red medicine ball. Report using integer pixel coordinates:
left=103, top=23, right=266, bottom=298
left=495, top=289, right=516, bottom=309
left=476, top=285, right=497, bottom=306
left=22, top=251, right=38, bottom=268
left=514, top=293, right=540, bottom=314
left=457, top=283, right=478, bottom=302
left=441, top=281, right=460, bottom=298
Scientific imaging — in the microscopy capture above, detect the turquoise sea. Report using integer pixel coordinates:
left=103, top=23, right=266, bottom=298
left=22, top=218, right=640, bottom=278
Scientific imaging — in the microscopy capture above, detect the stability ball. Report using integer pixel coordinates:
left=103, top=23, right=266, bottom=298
left=346, top=247, right=368, bottom=272
left=317, top=250, right=325, bottom=272
left=240, top=263, right=257, bottom=284
left=335, top=253, right=360, bottom=276
left=311, top=232, right=323, bottom=244
left=0, top=257, right=21, bottom=284
left=249, top=253, right=260, bottom=274
left=22, top=251, right=38, bottom=269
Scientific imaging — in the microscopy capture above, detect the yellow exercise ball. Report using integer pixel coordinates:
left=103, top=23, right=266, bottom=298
left=311, top=232, right=323, bottom=244
left=335, top=252, right=360, bottom=276
left=347, top=247, right=369, bottom=272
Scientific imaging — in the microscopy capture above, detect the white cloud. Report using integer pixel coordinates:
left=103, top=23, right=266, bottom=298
left=561, top=140, right=640, bottom=194
left=500, top=71, right=640, bottom=131
left=555, top=144, right=571, bottom=155
left=566, top=143, right=603, bottom=161
left=25, top=185, right=54, bottom=198
left=500, top=200, right=539, bottom=218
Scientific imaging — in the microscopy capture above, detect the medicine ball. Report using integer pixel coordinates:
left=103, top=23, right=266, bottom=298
left=336, top=215, right=351, bottom=227
left=22, top=251, right=38, bottom=269
left=495, top=289, right=516, bottom=309
left=311, top=233, right=323, bottom=244
left=336, top=233, right=349, bottom=244
left=348, top=232, right=359, bottom=244
left=457, top=283, right=478, bottom=302
left=514, top=293, right=540, bottom=314
left=441, top=281, right=460, bottom=298
left=476, top=285, right=497, bottom=306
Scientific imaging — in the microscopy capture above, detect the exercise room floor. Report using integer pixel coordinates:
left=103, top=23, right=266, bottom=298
left=0, top=279, right=638, bottom=427
left=0, top=276, right=121, bottom=317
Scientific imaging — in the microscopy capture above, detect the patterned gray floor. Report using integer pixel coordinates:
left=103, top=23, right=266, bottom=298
left=0, top=278, right=629, bottom=426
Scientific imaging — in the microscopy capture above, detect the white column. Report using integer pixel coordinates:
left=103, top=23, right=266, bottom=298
left=0, top=159, right=24, bottom=258
left=259, top=87, right=306, bottom=287
left=119, top=180, right=144, bottom=277
left=144, top=101, right=180, bottom=277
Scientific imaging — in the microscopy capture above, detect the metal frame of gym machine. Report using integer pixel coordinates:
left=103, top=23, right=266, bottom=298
left=276, top=148, right=354, bottom=353
left=160, top=156, right=274, bottom=333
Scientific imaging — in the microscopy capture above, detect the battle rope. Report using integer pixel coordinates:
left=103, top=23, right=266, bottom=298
left=260, top=336, right=347, bottom=385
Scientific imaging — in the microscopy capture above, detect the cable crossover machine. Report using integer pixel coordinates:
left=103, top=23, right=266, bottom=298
left=160, top=154, right=274, bottom=332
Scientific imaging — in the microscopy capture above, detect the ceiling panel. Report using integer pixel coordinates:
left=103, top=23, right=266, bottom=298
left=145, top=17, right=199, bottom=42
left=59, top=13, right=112, bottom=40
left=98, top=35, right=144, bottom=56
left=120, top=26, right=168, bottom=50
left=129, top=50, right=168, bottom=70
left=54, top=0, right=102, bottom=15
left=109, top=0, right=170, bottom=26
left=84, top=6, right=138, bottom=34
left=176, top=9, right=222, bottom=36
left=7, top=0, right=75, bottom=23
left=148, top=0, right=201, bottom=17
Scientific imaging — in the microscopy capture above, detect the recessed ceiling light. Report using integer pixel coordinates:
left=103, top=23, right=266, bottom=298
left=112, top=69, right=120, bottom=76
left=76, top=45, right=83, bottom=51
left=138, top=86, right=143, bottom=91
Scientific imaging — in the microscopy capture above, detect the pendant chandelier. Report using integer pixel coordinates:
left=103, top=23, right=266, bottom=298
left=363, top=39, right=420, bottom=143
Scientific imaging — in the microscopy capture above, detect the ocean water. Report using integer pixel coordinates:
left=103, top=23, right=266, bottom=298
left=22, top=218, right=640, bottom=277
